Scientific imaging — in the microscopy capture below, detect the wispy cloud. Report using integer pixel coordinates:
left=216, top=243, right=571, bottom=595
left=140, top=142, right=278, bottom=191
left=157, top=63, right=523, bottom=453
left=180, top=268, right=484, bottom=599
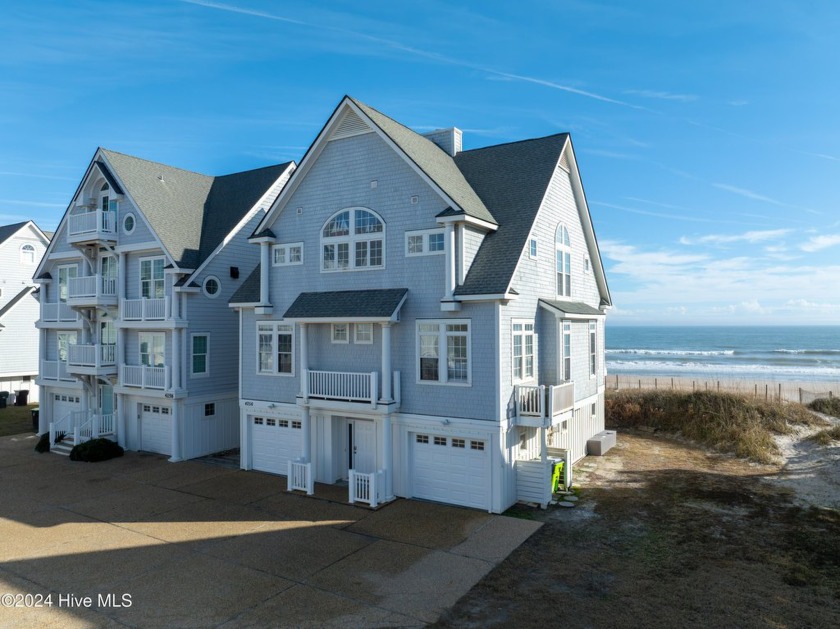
left=0, top=199, right=65, bottom=208
left=712, top=183, right=785, bottom=205
left=679, top=229, right=791, bottom=246
left=594, top=201, right=718, bottom=223
left=801, top=234, right=840, bottom=252
left=624, top=89, right=698, bottom=102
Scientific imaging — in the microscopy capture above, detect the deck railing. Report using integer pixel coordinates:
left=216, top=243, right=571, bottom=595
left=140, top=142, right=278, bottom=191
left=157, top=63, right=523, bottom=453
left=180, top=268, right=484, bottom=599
left=348, top=469, right=382, bottom=508
left=306, top=370, right=378, bottom=407
left=515, top=385, right=544, bottom=417
left=67, top=209, right=116, bottom=240
left=121, top=364, right=169, bottom=389
left=121, top=297, right=169, bottom=321
left=41, top=302, right=78, bottom=323
left=549, top=382, right=575, bottom=415
left=287, top=459, right=314, bottom=495
left=76, top=412, right=115, bottom=442
left=514, top=382, right=575, bottom=426
left=67, top=343, right=116, bottom=368
left=41, top=360, right=75, bottom=382
left=68, top=275, right=117, bottom=300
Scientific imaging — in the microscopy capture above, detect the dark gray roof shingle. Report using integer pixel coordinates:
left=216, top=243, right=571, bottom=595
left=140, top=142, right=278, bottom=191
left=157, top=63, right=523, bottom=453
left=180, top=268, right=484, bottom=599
left=0, top=222, right=28, bottom=247
left=452, top=134, right=569, bottom=296
left=229, top=264, right=261, bottom=304
left=539, top=299, right=604, bottom=316
left=283, top=288, right=408, bottom=320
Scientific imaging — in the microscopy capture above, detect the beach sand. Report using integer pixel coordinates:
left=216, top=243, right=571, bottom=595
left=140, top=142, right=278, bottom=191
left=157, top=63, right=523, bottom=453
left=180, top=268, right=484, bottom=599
left=607, top=373, right=838, bottom=404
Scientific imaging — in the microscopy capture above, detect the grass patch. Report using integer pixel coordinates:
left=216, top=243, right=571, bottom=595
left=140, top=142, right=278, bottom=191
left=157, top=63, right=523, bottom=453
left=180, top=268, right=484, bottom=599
left=0, top=404, right=38, bottom=437
left=808, top=426, right=840, bottom=446
left=605, top=390, right=824, bottom=464
left=808, top=397, right=840, bottom=417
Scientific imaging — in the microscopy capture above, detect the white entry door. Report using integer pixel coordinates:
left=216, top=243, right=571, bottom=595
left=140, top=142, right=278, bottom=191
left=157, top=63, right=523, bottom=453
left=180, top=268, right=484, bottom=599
left=140, top=404, right=171, bottom=455
left=351, top=420, right=376, bottom=474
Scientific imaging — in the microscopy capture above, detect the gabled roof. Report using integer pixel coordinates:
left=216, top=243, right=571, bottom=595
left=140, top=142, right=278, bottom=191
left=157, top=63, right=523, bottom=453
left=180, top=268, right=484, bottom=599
left=229, top=264, right=261, bottom=305
left=0, top=222, right=29, bottom=247
left=452, top=134, right=569, bottom=296
left=283, top=288, right=409, bottom=321
left=99, top=150, right=293, bottom=269
left=0, top=286, right=35, bottom=321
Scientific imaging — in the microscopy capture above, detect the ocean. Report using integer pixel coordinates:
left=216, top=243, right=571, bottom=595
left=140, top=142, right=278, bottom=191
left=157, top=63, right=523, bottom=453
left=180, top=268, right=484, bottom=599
left=605, top=326, right=840, bottom=382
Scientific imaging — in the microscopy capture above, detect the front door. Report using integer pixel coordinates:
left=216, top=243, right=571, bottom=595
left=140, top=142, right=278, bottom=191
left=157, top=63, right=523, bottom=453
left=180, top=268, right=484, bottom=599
left=349, top=420, right=376, bottom=474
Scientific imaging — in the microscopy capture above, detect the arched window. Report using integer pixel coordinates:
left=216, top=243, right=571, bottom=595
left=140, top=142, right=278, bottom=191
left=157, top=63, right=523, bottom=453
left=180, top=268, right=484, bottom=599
left=555, top=224, right=571, bottom=297
left=20, top=243, right=36, bottom=265
left=321, top=208, right=385, bottom=271
left=99, top=182, right=110, bottom=212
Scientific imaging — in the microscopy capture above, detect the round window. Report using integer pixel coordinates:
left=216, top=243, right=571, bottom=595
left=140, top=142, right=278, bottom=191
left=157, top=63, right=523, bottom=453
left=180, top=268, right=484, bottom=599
left=123, top=213, right=136, bottom=234
left=203, top=276, right=220, bottom=298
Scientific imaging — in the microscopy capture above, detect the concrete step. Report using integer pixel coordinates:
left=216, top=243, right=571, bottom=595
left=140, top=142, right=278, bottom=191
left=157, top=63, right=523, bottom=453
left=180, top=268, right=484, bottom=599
left=50, top=442, right=74, bottom=456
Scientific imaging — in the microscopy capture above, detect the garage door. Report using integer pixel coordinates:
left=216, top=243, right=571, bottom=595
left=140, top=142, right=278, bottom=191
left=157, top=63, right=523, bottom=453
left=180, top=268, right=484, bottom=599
left=411, top=433, right=490, bottom=510
left=53, top=393, right=80, bottom=424
left=140, top=404, right=171, bottom=455
left=251, top=415, right=302, bottom=475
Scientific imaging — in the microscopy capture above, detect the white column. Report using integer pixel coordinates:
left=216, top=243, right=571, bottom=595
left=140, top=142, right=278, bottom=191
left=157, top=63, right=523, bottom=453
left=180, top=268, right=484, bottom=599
left=444, top=223, right=456, bottom=299
left=260, top=242, right=271, bottom=306
left=301, top=406, right=311, bottom=463
left=118, top=252, right=126, bottom=303
left=172, top=329, right=181, bottom=392
left=116, top=393, right=125, bottom=448
left=383, top=413, right=393, bottom=499
left=380, top=322, right=393, bottom=402
left=169, top=401, right=181, bottom=462
left=299, top=323, right=308, bottom=400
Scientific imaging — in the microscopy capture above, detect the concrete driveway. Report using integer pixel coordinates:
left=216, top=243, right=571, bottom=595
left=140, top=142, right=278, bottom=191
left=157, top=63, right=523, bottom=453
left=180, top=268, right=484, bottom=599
left=0, top=434, right=541, bottom=628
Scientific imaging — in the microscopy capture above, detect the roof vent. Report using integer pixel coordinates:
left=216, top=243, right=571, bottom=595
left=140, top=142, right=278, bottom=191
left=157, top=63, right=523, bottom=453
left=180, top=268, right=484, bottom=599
left=331, top=109, right=372, bottom=141
left=421, top=128, right=462, bottom=156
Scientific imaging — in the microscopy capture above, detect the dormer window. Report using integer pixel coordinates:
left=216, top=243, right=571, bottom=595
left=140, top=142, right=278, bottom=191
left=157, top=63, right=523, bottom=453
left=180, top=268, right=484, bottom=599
left=20, top=243, right=36, bottom=265
left=321, top=207, right=384, bottom=271
left=555, top=224, right=571, bottom=297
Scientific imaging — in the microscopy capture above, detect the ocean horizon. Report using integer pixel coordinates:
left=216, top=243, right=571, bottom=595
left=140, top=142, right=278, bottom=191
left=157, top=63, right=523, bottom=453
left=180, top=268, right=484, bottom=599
left=605, top=325, right=840, bottom=383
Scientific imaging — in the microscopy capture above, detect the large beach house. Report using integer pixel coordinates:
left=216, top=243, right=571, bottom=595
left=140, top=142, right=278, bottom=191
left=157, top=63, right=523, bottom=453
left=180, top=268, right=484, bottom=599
left=34, top=149, right=295, bottom=458
left=231, top=96, right=612, bottom=513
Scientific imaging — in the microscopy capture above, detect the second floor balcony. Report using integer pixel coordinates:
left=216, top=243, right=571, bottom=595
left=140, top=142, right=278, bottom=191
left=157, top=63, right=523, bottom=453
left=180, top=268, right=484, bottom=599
left=67, top=209, right=117, bottom=245
left=120, top=364, right=170, bottom=390
left=121, top=297, right=172, bottom=323
left=67, top=343, right=117, bottom=376
left=39, top=359, right=76, bottom=383
left=302, top=369, right=401, bottom=410
left=40, top=302, right=79, bottom=324
left=68, top=275, right=118, bottom=307
left=514, top=381, right=575, bottom=427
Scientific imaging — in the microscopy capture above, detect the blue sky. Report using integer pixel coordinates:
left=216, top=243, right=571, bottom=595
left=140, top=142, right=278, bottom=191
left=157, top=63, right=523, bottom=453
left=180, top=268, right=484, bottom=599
left=2, top=0, right=839, bottom=325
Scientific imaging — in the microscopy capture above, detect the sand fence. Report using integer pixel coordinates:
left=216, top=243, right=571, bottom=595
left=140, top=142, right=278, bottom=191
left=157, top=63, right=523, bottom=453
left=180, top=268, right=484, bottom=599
left=607, top=374, right=837, bottom=404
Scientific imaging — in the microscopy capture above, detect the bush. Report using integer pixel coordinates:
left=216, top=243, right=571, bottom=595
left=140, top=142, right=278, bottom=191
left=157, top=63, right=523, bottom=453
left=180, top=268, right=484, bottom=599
left=34, top=433, right=50, bottom=453
left=605, top=390, right=824, bottom=464
left=809, top=426, right=840, bottom=446
left=69, top=438, right=124, bottom=462
left=808, top=397, right=840, bottom=418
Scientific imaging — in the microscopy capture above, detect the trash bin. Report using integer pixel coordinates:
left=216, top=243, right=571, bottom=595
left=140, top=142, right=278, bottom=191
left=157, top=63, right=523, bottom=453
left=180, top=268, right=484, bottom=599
left=0, top=391, right=8, bottom=409
left=15, top=390, right=29, bottom=406
left=31, top=408, right=39, bottom=432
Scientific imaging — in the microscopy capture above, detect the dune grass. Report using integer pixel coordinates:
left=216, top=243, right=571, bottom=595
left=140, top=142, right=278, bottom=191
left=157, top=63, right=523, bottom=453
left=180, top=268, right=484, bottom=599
left=807, top=396, right=840, bottom=417
left=605, top=389, right=825, bottom=463
left=809, top=426, right=840, bottom=446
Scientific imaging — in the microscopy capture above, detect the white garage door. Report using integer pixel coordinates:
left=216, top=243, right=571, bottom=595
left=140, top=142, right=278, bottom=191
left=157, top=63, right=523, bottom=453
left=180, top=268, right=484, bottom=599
left=251, top=415, right=302, bottom=475
left=141, top=404, right=171, bottom=455
left=412, top=433, right=490, bottom=510
left=53, top=393, right=80, bottom=423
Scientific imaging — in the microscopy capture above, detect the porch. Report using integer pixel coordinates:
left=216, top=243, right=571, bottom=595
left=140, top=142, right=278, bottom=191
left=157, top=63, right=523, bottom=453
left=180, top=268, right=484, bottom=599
left=513, top=381, right=575, bottom=427
left=49, top=409, right=116, bottom=456
left=67, top=208, right=117, bottom=244
left=285, top=459, right=388, bottom=509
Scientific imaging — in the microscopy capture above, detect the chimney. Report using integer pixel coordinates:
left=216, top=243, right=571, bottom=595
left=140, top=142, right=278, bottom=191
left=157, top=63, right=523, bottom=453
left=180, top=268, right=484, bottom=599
left=421, top=127, right=462, bottom=156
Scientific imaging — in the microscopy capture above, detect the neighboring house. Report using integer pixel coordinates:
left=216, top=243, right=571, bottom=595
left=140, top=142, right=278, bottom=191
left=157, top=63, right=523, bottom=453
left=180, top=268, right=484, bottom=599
left=34, top=149, right=295, bottom=457
left=0, top=221, right=50, bottom=404
left=230, top=96, right=612, bottom=513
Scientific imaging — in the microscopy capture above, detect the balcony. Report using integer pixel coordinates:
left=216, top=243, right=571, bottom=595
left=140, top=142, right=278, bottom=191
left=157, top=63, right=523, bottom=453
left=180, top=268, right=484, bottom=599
left=514, top=382, right=575, bottom=427
left=303, top=369, right=401, bottom=409
left=40, top=360, right=76, bottom=383
left=67, top=209, right=117, bottom=244
left=121, top=297, right=171, bottom=322
left=67, top=343, right=117, bottom=376
left=41, top=302, right=79, bottom=324
left=67, top=275, right=118, bottom=308
left=120, top=364, right=170, bottom=390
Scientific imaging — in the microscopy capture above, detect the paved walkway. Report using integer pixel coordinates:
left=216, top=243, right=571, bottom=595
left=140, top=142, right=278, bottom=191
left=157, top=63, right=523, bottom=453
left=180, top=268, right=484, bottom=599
left=0, top=434, right=541, bottom=627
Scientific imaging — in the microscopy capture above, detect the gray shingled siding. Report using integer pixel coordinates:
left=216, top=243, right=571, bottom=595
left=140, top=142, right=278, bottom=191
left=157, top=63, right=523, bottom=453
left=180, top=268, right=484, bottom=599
left=115, top=197, right=156, bottom=247
left=461, top=226, right=484, bottom=284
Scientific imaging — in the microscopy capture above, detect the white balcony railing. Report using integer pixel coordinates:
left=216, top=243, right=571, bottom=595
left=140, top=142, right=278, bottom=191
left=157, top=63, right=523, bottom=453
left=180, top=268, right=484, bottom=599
left=67, top=209, right=116, bottom=240
left=121, top=364, right=169, bottom=390
left=121, top=297, right=170, bottom=321
left=287, top=459, right=314, bottom=495
left=515, top=385, right=545, bottom=418
left=550, top=382, right=575, bottom=415
left=77, top=412, right=115, bottom=442
left=67, top=343, right=116, bottom=369
left=40, top=360, right=76, bottom=382
left=306, top=369, right=378, bottom=406
left=348, top=469, right=383, bottom=508
left=41, top=302, right=79, bottom=323
left=514, top=382, right=575, bottom=426
left=68, top=275, right=117, bottom=300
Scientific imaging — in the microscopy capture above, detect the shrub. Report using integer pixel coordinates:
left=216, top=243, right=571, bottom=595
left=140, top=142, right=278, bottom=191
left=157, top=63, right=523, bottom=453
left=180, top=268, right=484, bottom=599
left=69, top=438, right=124, bottom=462
left=808, top=397, right=840, bottom=418
left=605, top=390, right=825, bottom=464
left=809, top=426, right=840, bottom=446
left=34, top=433, right=50, bottom=453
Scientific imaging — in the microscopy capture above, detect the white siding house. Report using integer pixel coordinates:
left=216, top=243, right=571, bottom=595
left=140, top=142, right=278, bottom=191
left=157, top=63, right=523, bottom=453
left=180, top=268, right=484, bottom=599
left=232, top=96, right=612, bottom=513
left=34, top=149, right=295, bottom=458
left=0, top=221, right=50, bottom=404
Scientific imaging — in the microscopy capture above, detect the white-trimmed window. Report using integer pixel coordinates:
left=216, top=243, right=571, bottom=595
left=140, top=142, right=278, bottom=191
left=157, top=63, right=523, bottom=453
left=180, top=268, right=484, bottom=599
left=331, top=323, right=349, bottom=344
left=405, top=228, right=445, bottom=256
left=20, top=244, right=36, bottom=265
left=257, top=322, right=294, bottom=375
left=57, top=265, right=78, bottom=302
left=202, top=276, right=221, bottom=298
left=273, top=242, right=303, bottom=266
left=123, top=213, right=136, bottom=234
left=99, top=182, right=110, bottom=211
left=417, top=320, right=471, bottom=385
left=355, top=323, right=373, bottom=344
left=512, top=320, right=535, bottom=382
left=191, top=334, right=209, bottom=377
left=57, top=331, right=77, bottom=362
left=589, top=320, right=597, bottom=377
left=321, top=207, right=384, bottom=271
left=562, top=321, right=571, bottom=382
left=139, top=332, right=165, bottom=367
left=140, top=257, right=165, bottom=299
left=556, top=224, right=571, bottom=297
left=528, top=238, right=538, bottom=259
